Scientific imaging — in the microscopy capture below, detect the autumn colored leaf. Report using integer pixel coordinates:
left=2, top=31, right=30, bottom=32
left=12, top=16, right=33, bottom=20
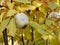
left=6, top=9, right=17, bottom=17
left=0, top=18, right=10, bottom=34
left=7, top=2, right=15, bottom=9
left=29, top=21, right=48, bottom=35
left=7, top=18, right=17, bottom=37
left=45, top=19, right=52, bottom=26
left=15, top=0, right=31, bottom=4
left=0, top=0, right=60, bottom=45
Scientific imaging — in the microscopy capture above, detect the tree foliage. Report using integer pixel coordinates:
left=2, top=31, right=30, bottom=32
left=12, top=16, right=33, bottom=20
left=0, top=0, right=60, bottom=45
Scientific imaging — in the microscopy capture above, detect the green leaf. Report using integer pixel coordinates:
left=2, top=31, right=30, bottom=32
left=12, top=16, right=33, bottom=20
left=0, top=18, right=10, bottom=34
left=7, top=18, right=17, bottom=37
left=47, top=2, right=57, bottom=10
left=29, top=21, right=48, bottom=35
left=15, top=0, right=31, bottom=4
left=30, top=21, right=40, bottom=29
left=45, top=19, right=52, bottom=26
left=40, top=24, right=47, bottom=30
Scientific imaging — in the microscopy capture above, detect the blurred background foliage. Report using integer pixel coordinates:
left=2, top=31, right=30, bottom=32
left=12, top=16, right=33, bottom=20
left=0, top=0, right=60, bottom=45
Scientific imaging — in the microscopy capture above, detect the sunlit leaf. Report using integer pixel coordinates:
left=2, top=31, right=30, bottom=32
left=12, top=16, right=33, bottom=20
left=7, top=2, right=15, bottom=9
left=49, top=35, right=59, bottom=45
left=6, top=9, right=16, bottom=17
left=17, top=6, right=28, bottom=12
left=0, top=18, right=10, bottom=34
left=0, top=0, right=60, bottom=44
left=19, top=5, right=36, bottom=12
left=15, top=0, right=31, bottom=4
left=7, top=18, right=17, bottom=37
left=33, top=1, right=42, bottom=7
left=28, top=5, right=36, bottom=10
left=24, top=25, right=31, bottom=40
left=56, top=0, right=60, bottom=6
left=42, top=35, right=48, bottom=40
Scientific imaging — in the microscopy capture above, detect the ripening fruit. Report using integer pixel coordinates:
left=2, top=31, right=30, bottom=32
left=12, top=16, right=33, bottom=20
left=15, top=13, right=29, bottom=28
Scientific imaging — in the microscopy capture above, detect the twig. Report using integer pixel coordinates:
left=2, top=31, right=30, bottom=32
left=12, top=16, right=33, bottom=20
left=30, top=27, right=34, bottom=41
left=27, top=40, right=29, bottom=45
left=21, top=35, right=24, bottom=45
left=46, top=39, right=49, bottom=45
left=11, top=36, right=14, bottom=45
left=33, top=41, right=35, bottom=45
left=44, top=12, right=49, bottom=24
left=2, top=28, right=8, bottom=45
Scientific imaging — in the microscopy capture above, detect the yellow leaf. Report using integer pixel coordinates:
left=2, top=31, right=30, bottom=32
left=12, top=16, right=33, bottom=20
left=7, top=2, right=15, bottom=9
left=24, top=26, right=31, bottom=40
left=42, top=35, right=48, bottom=40
left=18, top=6, right=28, bottom=12
left=28, top=5, right=36, bottom=10
left=49, top=35, right=59, bottom=45
left=56, top=0, right=59, bottom=6
left=39, top=6, right=47, bottom=15
left=6, top=9, right=16, bottom=17
left=58, top=32, right=60, bottom=42
left=39, top=17, right=45, bottom=24
left=33, top=1, right=42, bottom=7
left=15, top=0, right=31, bottom=4
left=0, top=18, right=10, bottom=34
left=0, top=43, right=3, bottom=45
left=18, top=5, right=36, bottom=12
left=7, top=18, right=17, bottom=37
